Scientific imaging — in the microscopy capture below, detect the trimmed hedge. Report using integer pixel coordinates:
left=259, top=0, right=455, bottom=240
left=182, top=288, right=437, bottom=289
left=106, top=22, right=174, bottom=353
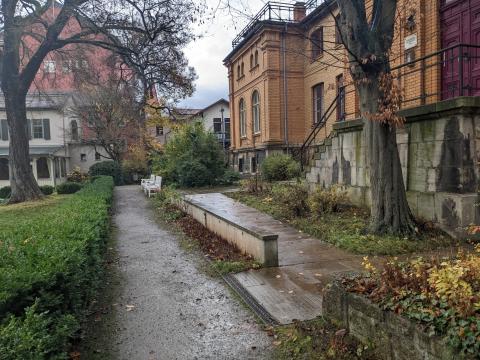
left=89, top=161, right=123, bottom=186
left=56, top=182, right=83, bottom=194
left=0, top=176, right=114, bottom=359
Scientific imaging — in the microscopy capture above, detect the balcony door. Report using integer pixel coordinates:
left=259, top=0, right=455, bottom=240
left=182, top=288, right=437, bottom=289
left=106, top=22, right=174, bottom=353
left=441, top=0, right=480, bottom=98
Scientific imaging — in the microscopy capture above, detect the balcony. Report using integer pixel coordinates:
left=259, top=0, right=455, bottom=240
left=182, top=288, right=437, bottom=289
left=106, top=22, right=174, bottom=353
left=232, top=1, right=326, bottom=48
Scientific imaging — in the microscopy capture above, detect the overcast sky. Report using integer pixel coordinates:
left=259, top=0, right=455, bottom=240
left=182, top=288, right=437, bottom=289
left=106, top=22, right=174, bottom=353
left=178, top=0, right=267, bottom=109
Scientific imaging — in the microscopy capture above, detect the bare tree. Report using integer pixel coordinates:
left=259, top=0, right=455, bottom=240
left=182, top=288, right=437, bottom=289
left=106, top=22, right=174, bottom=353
left=0, top=0, right=198, bottom=203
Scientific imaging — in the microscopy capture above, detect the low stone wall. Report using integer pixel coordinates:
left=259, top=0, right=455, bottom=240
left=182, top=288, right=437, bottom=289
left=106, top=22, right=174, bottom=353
left=181, top=197, right=279, bottom=267
left=323, top=281, right=461, bottom=360
left=305, top=97, right=480, bottom=238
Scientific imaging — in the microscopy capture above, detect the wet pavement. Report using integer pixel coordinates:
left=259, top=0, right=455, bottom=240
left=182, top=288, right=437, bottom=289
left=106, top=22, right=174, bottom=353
left=81, top=186, right=272, bottom=360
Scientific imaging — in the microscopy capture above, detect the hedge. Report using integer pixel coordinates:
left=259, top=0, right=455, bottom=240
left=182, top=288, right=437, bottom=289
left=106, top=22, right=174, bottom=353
left=56, top=182, right=83, bottom=194
left=0, top=176, right=114, bottom=359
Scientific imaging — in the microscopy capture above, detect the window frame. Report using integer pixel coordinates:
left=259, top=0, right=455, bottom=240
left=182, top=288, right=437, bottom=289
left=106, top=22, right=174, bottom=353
left=156, top=125, right=164, bottom=136
left=239, top=98, right=246, bottom=137
left=213, top=117, right=222, bottom=133
left=252, top=90, right=261, bottom=134
left=311, top=27, right=324, bottom=59
left=312, top=83, right=324, bottom=125
left=36, top=157, right=50, bottom=179
left=44, top=60, right=56, bottom=73
left=32, top=119, right=44, bottom=139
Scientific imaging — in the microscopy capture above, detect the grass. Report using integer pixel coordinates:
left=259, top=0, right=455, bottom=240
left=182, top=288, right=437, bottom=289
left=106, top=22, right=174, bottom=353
left=272, top=317, right=378, bottom=360
left=0, top=194, right=68, bottom=219
left=227, top=191, right=456, bottom=256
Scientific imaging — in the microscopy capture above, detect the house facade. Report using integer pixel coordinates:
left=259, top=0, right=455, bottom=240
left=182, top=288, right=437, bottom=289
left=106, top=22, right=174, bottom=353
left=0, top=2, right=132, bottom=188
left=225, top=0, right=480, bottom=237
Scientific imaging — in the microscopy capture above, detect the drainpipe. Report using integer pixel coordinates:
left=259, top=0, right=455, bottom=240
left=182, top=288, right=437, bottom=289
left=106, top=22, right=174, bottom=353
left=282, top=24, right=289, bottom=152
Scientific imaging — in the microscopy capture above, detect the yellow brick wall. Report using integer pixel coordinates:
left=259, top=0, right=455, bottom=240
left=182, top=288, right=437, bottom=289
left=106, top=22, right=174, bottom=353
left=226, top=0, right=442, bottom=152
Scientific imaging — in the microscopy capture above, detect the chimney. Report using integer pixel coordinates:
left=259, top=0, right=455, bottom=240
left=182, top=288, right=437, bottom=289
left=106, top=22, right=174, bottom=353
left=293, top=2, right=306, bottom=22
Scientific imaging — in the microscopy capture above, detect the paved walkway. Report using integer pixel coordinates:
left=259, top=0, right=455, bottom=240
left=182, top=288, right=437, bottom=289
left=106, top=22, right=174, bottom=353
left=184, top=193, right=365, bottom=324
left=81, top=186, right=272, bottom=360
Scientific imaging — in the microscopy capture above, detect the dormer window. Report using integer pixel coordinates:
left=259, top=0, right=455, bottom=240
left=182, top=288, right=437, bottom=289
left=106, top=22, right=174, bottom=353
left=311, top=28, right=323, bottom=59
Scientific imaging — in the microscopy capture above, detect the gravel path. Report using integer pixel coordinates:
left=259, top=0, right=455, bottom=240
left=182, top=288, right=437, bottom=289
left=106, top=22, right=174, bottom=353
left=81, top=185, right=272, bottom=360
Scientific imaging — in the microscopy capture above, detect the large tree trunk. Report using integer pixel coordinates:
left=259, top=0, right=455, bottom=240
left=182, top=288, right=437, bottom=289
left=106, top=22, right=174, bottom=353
left=4, top=91, right=43, bottom=203
left=359, top=79, right=415, bottom=235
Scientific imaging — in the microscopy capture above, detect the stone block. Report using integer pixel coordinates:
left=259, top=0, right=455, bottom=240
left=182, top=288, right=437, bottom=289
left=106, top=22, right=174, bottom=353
left=406, top=191, right=419, bottom=217
left=417, top=192, right=435, bottom=222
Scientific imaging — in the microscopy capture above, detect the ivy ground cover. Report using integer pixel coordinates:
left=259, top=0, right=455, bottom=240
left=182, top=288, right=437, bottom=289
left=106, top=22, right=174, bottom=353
left=0, top=176, right=114, bottom=359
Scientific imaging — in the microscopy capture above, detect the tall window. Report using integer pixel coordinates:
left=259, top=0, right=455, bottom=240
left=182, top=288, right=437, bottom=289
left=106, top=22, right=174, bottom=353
left=224, top=118, right=230, bottom=140
left=71, top=120, right=79, bottom=141
left=213, top=118, right=222, bottom=133
left=252, top=90, right=260, bottom=133
left=335, top=14, right=342, bottom=44
left=254, top=50, right=259, bottom=66
left=156, top=126, right=164, bottom=136
left=241, top=62, right=245, bottom=76
left=250, top=54, right=254, bottom=69
left=36, top=157, right=50, bottom=179
left=237, top=65, right=241, bottom=78
left=313, top=83, right=324, bottom=124
left=336, top=74, right=346, bottom=121
left=311, top=28, right=323, bottom=59
left=239, top=98, right=246, bottom=137
left=0, top=158, right=9, bottom=180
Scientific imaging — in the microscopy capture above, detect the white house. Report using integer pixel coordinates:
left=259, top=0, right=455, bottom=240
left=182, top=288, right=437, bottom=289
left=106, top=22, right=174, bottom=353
left=0, top=93, right=109, bottom=188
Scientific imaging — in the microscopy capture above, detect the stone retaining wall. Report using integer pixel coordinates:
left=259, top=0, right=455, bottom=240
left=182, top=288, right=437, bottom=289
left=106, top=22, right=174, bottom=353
left=305, top=97, right=480, bottom=238
left=323, top=281, right=462, bottom=360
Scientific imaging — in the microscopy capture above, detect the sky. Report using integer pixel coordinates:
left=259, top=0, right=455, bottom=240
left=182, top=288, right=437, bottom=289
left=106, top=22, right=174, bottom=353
left=178, top=0, right=267, bottom=109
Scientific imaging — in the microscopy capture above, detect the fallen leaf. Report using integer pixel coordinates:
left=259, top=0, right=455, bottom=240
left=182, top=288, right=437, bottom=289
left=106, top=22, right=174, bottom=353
left=298, top=272, right=304, bottom=276
left=126, top=305, right=135, bottom=311
left=288, top=290, right=294, bottom=294
left=275, top=275, right=281, bottom=278
left=273, top=340, right=282, bottom=346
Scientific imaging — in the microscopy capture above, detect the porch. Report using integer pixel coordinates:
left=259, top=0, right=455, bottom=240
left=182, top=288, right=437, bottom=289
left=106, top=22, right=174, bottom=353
left=0, top=146, right=68, bottom=188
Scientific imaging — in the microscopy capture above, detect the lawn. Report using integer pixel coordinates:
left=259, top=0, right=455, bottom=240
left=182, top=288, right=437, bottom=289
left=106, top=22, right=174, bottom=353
left=227, top=190, right=456, bottom=256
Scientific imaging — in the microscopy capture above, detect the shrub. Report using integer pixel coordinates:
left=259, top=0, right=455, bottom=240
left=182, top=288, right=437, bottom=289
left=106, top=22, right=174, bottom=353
left=39, top=185, right=54, bottom=196
left=56, top=182, right=82, bottom=194
left=240, top=177, right=272, bottom=194
left=271, top=182, right=309, bottom=218
left=261, top=154, right=301, bottom=181
left=308, top=185, right=347, bottom=216
left=0, top=176, right=114, bottom=358
left=66, top=166, right=89, bottom=183
left=218, top=168, right=241, bottom=185
left=89, top=161, right=123, bottom=185
left=156, top=123, right=227, bottom=187
left=0, top=186, right=11, bottom=199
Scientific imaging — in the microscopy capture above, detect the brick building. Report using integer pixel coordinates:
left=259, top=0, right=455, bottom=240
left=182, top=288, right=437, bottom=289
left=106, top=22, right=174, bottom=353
left=225, top=0, right=480, bottom=236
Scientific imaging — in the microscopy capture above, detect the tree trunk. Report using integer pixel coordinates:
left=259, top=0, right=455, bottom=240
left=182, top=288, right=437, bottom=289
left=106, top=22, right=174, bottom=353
left=359, top=79, right=415, bottom=235
left=4, top=91, right=43, bottom=203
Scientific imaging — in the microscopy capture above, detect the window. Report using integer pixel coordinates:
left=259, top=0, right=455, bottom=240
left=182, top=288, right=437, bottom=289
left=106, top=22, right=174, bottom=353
left=62, top=60, right=72, bottom=73
left=213, top=118, right=222, bottom=133
left=254, top=50, right=259, bottom=66
left=95, top=152, right=101, bottom=161
left=29, top=119, right=50, bottom=140
left=71, top=120, right=79, bottom=141
left=156, top=126, right=164, bottom=136
left=336, top=74, right=346, bottom=121
left=239, top=98, right=246, bottom=137
left=250, top=54, right=254, bottom=69
left=80, top=153, right=87, bottom=162
left=311, top=28, right=323, bottom=59
left=224, top=118, right=230, bottom=140
left=252, top=90, right=260, bottom=133
left=251, top=156, right=257, bottom=173
left=335, top=15, right=342, bottom=44
left=237, top=65, right=241, bottom=78
left=44, top=60, right=56, bottom=73
left=32, top=119, right=44, bottom=139
left=241, top=62, right=244, bottom=76
left=61, top=158, right=66, bottom=178
left=0, top=158, right=9, bottom=180
left=313, top=83, right=324, bottom=124
left=238, top=158, right=244, bottom=173
left=0, top=119, right=8, bottom=141
left=36, top=157, right=50, bottom=179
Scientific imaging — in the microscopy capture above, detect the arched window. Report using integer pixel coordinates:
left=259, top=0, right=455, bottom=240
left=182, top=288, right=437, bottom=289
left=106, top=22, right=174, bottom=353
left=237, top=64, right=241, bottom=78
left=241, top=62, right=244, bottom=76
left=252, top=90, right=260, bottom=133
left=239, top=98, right=246, bottom=137
left=71, top=120, right=79, bottom=141
left=250, top=54, right=254, bottom=69
left=311, top=27, right=323, bottom=59
left=254, top=50, right=259, bottom=66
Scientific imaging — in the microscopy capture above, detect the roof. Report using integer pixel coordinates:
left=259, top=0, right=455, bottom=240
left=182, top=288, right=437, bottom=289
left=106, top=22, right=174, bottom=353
left=199, top=98, right=229, bottom=113
left=0, top=92, right=70, bottom=110
left=173, top=108, right=202, bottom=116
left=0, top=146, right=66, bottom=157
